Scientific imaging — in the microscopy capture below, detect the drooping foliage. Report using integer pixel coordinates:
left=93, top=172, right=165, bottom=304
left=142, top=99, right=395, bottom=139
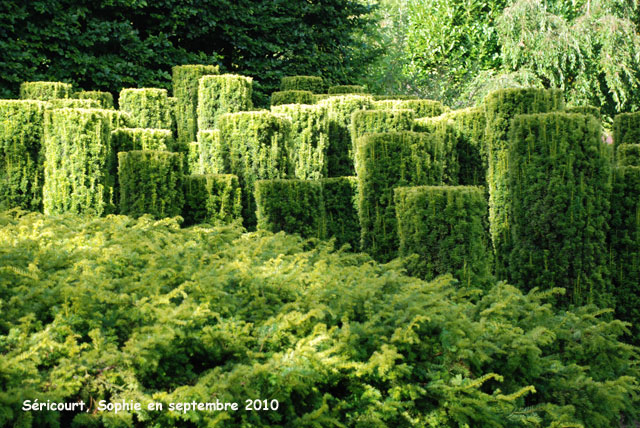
left=317, top=95, right=373, bottom=177
left=507, top=112, right=611, bottom=307
left=118, top=150, right=183, bottom=219
left=280, top=76, right=324, bottom=93
left=197, top=74, right=253, bottom=130
left=271, top=104, right=330, bottom=179
left=355, top=131, right=447, bottom=262
left=42, top=108, right=115, bottom=216
left=395, top=185, right=492, bottom=287
left=182, top=173, right=242, bottom=226
left=216, top=111, right=291, bottom=228
left=269, top=90, right=314, bottom=107
left=0, top=100, right=48, bottom=211
left=484, top=88, right=565, bottom=278
left=118, top=88, right=174, bottom=130
left=19, top=81, right=72, bottom=100
left=0, top=211, right=638, bottom=427
left=172, top=64, right=220, bottom=144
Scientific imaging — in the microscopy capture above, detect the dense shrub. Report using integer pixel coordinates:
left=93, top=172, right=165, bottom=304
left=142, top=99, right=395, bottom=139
left=350, top=109, right=415, bottom=160
left=254, top=177, right=359, bottom=249
left=217, top=111, right=291, bottom=228
left=328, top=85, right=367, bottom=94
left=507, top=112, right=611, bottom=307
left=313, top=94, right=332, bottom=103
left=610, top=165, right=640, bottom=342
left=118, top=150, right=183, bottom=219
left=371, top=94, right=419, bottom=100
left=172, top=64, right=220, bottom=144
left=617, top=144, right=640, bottom=167
left=484, top=88, right=565, bottom=278
left=317, top=95, right=373, bottom=176
left=182, top=174, right=242, bottom=226
left=0, top=100, right=48, bottom=211
left=413, top=116, right=461, bottom=184
left=613, top=111, right=640, bottom=155
left=46, top=98, right=100, bottom=109
left=395, top=99, right=448, bottom=118
left=355, top=131, right=447, bottom=262
left=197, top=74, right=253, bottom=130
left=271, top=104, right=329, bottom=179
left=280, top=75, right=324, bottom=93
left=395, top=185, right=492, bottom=287
left=42, top=108, right=115, bottom=216
left=111, top=128, right=174, bottom=152
left=1, top=211, right=638, bottom=427
left=196, top=129, right=222, bottom=175
left=440, top=107, right=487, bottom=186
left=118, top=88, right=174, bottom=130
left=19, top=81, right=72, bottom=100
left=255, top=179, right=325, bottom=238
left=565, top=105, right=601, bottom=120
left=322, top=176, right=360, bottom=251
left=270, top=90, right=314, bottom=107
left=73, top=90, right=114, bottom=109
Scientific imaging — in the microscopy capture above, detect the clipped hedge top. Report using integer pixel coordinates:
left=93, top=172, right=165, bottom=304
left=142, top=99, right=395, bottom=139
left=280, top=75, right=324, bottom=93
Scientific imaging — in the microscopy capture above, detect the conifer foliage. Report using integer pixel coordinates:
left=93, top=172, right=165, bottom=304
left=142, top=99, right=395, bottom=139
left=182, top=173, right=242, bottom=226
left=118, top=88, right=174, bottom=130
left=197, top=74, right=253, bottom=130
left=20, top=81, right=72, bottom=100
left=507, top=112, right=611, bottom=307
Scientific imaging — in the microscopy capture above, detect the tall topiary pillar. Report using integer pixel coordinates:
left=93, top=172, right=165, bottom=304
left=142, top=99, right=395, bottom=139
left=197, top=74, right=253, bottom=130
left=118, top=88, right=174, bottom=130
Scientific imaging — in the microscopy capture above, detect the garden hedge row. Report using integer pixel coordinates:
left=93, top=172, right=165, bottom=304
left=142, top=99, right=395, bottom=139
left=217, top=111, right=291, bottom=228
left=484, top=88, right=565, bottom=278
left=118, top=150, right=183, bottom=219
left=197, top=74, right=253, bottom=130
left=617, top=144, right=640, bottom=167
left=613, top=111, right=640, bottom=155
left=317, top=95, right=373, bottom=176
left=0, top=100, right=48, bottom=211
left=118, top=88, right=174, bottom=130
left=507, top=112, right=611, bottom=307
left=395, top=185, right=491, bottom=287
left=46, top=99, right=100, bottom=109
left=74, top=90, right=114, bottom=109
left=182, top=173, right=242, bottom=226
left=270, top=90, right=314, bottom=107
left=111, top=128, right=174, bottom=152
left=440, top=107, right=487, bottom=186
left=254, top=176, right=359, bottom=249
left=280, top=76, right=324, bottom=93
left=350, top=109, right=415, bottom=159
left=413, top=116, right=460, bottom=185
left=328, top=85, right=366, bottom=95
left=20, top=81, right=72, bottom=100
left=271, top=103, right=329, bottom=179
left=355, top=131, right=448, bottom=261
left=172, top=64, right=220, bottom=144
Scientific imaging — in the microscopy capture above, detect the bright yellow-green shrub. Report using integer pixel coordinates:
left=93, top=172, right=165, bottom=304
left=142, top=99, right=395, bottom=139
left=118, top=88, right=174, bottom=130
left=280, top=75, right=324, bottom=93
left=46, top=98, right=100, bottom=109
left=111, top=128, right=174, bottom=152
left=19, top=81, right=72, bottom=100
left=118, top=150, right=183, bottom=219
left=197, top=74, right=253, bottom=130
left=270, top=90, right=314, bottom=107
left=350, top=109, right=415, bottom=159
left=172, top=64, right=220, bottom=144
left=73, top=90, right=114, bottom=109
left=328, top=85, right=366, bottom=94
left=0, top=100, right=48, bottom=211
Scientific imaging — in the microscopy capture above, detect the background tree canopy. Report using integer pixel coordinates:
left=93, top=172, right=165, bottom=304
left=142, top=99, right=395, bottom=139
left=0, top=0, right=378, bottom=106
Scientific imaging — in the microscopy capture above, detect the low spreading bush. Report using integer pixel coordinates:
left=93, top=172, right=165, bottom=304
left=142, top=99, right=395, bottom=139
left=0, top=211, right=638, bottom=427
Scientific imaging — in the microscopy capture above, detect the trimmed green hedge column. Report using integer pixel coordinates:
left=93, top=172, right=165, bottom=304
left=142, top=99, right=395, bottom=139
left=328, top=85, right=366, bottom=95
left=351, top=109, right=415, bottom=156
left=271, top=104, right=329, bottom=179
left=613, top=112, right=640, bottom=155
left=183, top=174, right=242, bottom=226
left=20, top=81, right=72, bottom=100
left=484, top=88, right=564, bottom=277
left=395, top=185, right=492, bottom=287
left=617, top=144, right=640, bottom=167
left=118, top=150, right=183, bottom=219
left=508, top=112, right=611, bottom=307
left=355, top=131, right=447, bottom=262
left=439, top=107, right=487, bottom=186
left=118, top=88, right=174, bottom=130
left=255, top=179, right=325, bottom=238
left=317, top=95, right=373, bottom=177
left=254, top=177, right=359, bottom=250
left=43, top=108, right=115, bottom=216
left=74, top=91, right=114, bottom=109
left=280, top=76, right=324, bottom=93
left=197, top=74, right=253, bottom=130
left=172, top=64, right=220, bottom=144
left=610, top=166, right=640, bottom=341
left=270, top=90, right=314, bottom=107
left=565, top=105, right=600, bottom=120
left=0, top=100, right=48, bottom=211
left=217, top=111, right=291, bottom=228
left=111, top=128, right=174, bottom=152
left=322, top=176, right=359, bottom=251
left=414, top=116, right=460, bottom=185
left=196, top=129, right=223, bottom=175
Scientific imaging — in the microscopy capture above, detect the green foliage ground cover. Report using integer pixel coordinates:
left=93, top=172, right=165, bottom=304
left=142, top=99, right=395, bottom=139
left=0, top=211, right=638, bottom=427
